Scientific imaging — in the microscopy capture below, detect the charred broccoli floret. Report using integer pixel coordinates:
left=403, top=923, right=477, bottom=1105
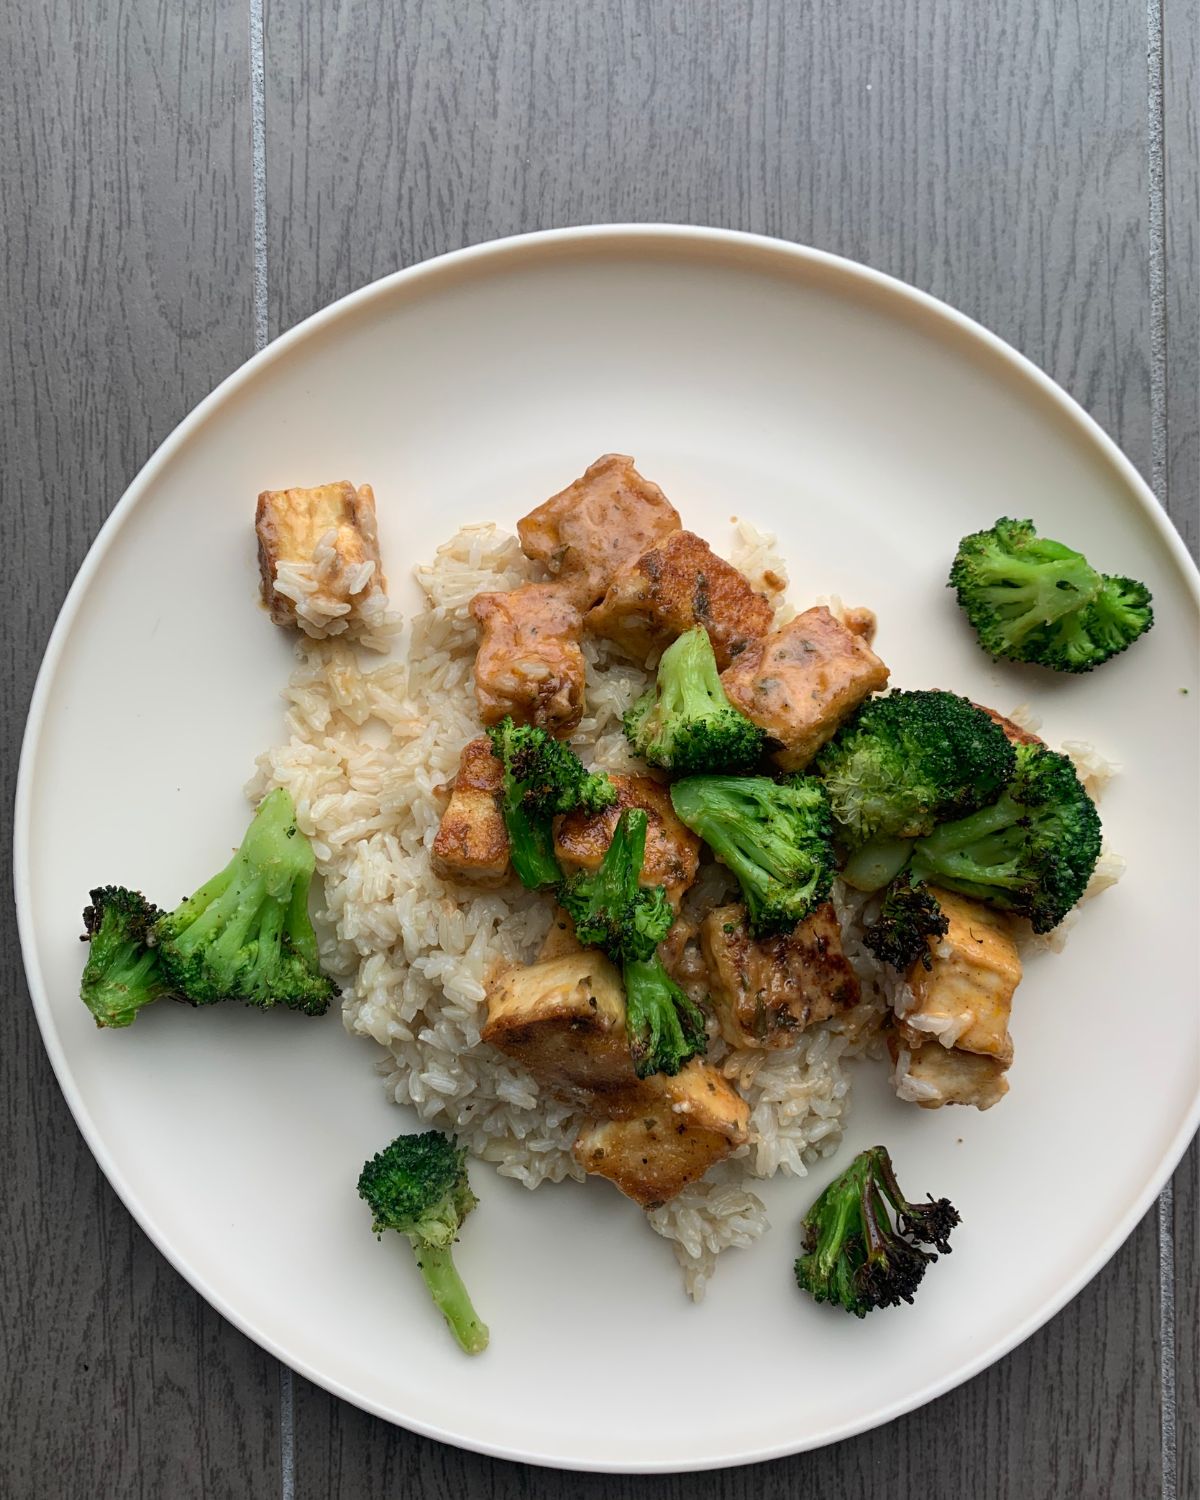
left=623, top=625, right=765, bottom=774
left=622, top=954, right=709, bottom=1079
left=151, top=787, right=335, bottom=1014
left=670, top=774, right=836, bottom=936
left=558, top=808, right=673, bottom=962
left=80, top=886, right=172, bottom=1028
left=950, top=517, right=1153, bottom=672
left=814, top=690, right=1016, bottom=845
left=794, top=1145, right=960, bottom=1317
left=486, top=717, right=616, bottom=889
left=862, top=875, right=948, bottom=972
left=357, top=1131, right=489, bottom=1355
left=907, top=741, right=1101, bottom=932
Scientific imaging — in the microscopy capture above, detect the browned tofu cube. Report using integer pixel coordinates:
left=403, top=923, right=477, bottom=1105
left=255, top=481, right=387, bottom=638
left=972, top=703, right=1045, bottom=747
left=902, top=889, right=1020, bottom=1063
left=888, top=1029, right=1010, bottom=1111
left=699, top=902, right=860, bottom=1048
left=536, top=905, right=584, bottom=961
left=720, top=605, right=889, bottom=769
left=516, top=454, right=682, bottom=607
left=553, top=774, right=701, bottom=908
left=586, top=530, right=773, bottom=669
left=469, top=582, right=586, bottom=734
left=430, top=738, right=510, bottom=885
left=573, top=1062, right=750, bottom=1209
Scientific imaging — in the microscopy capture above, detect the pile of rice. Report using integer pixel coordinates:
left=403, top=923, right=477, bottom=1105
left=247, top=521, right=1122, bottom=1298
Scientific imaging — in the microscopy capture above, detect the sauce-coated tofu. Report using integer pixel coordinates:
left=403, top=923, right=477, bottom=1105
left=430, top=738, right=510, bottom=885
left=553, top=774, right=701, bottom=908
left=888, top=1030, right=1010, bottom=1111
left=469, top=582, right=586, bottom=734
left=587, top=530, right=774, bottom=669
left=902, top=889, right=1020, bottom=1064
left=256, top=481, right=386, bottom=637
left=700, top=902, right=860, bottom=1048
left=720, top=605, right=889, bottom=770
left=516, top=454, right=682, bottom=608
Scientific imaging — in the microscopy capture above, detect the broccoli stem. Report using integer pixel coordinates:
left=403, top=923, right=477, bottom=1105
left=504, top=803, right=562, bottom=890
left=840, top=837, right=915, bottom=892
left=411, top=1242, right=490, bottom=1354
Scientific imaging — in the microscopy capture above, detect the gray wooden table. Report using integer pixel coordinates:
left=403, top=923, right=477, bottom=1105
left=3, top=2, right=1196, bottom=1496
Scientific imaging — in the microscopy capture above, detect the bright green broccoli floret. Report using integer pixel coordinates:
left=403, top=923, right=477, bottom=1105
left=357, top=1131, right=489, bottom=1355
left=861, top=875, right=948, bottom=972
left=907, top=741, right=1101, bottom=932
left=950, top=517, right=1153, bottom=672
left=486, top=717, right=616, bottom=889
left=559, top=808, right=673, bottom=962
left=814, top=690, right=1016, bottom=845
left=670, top=774, right=836, bottom=936
left=623, top=626, right=765, bottom=774
left=795, top=1145, right=959, bottom=1318
left=151, top=787, right=335, bottom=1014
left=621, top=954, right=708, bottom=1079
left=80, top=886, right=173, bottom=1028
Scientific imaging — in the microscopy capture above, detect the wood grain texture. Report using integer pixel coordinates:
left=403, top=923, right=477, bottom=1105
left=0, top=3, right=282, bottom=1496
left=263, top=1, right=1187, bottom=1495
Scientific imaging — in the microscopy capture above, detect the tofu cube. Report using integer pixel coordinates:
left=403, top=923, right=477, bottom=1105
left=430, top=738, right=510, bottom=886
left=902, top=889, right=1020, bottom=1064
left=469, top=582, right=586, bottom=734
left=553, top=774, right=701, bottom=908
left=889, top=1030, right=1010, bottom=1111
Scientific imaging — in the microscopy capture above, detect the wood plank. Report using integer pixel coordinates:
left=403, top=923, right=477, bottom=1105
left=266, top=0, right=1170, bottom=1494
left=0, top=3, right=282, bottom=1496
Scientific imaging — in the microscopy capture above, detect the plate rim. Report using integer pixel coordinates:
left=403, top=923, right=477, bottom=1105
left=14, top=223, right=1200, bottom=1473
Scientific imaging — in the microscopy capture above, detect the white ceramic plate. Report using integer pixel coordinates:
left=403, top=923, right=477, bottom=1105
left=16, top=227, right=1200, bottom=1472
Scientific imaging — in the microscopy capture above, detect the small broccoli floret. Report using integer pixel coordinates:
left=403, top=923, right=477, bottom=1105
left=623, top=626, right=765, bottom=774
left=814, top=690, right=1016, bottom=845
left=950, top=517, right=1153, bottom=671
left=794, top=1145, right=960, bottom=1317
left=622, top=954, right=708, bottom=1079
left=357, top=1131, right=489, bottom=1355
left=80, top=886, right=172, bottom=1028
left=486, top=717, right=616, bottom=889
left=862, top=875, right=948, bottom=971
left=559, top=809, right=674, bottom=962
left=670, top=774, right=836, bottom=936
left=908, top=741, right=1101, bottom=932
left=151, top=787, right=335, bottom=1014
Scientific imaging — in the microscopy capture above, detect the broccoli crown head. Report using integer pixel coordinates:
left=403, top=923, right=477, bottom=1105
left=486, top=718, right=616, bottom=889
left=950, top=517, right=1153, bottom=672
left=794, top=1145, right=959, bottom=1317
left=814, top=690, right=1017, bottom=844
left=79, top=885, right=172, bottom=1028
left=559, top=808, right=674, bottom=963
left=152, top=787, right=335, bottom=1014
left=623, top=626, right=765, bottom=775
left=909, top=740, right=1101, bottom=932
left=862, top=875, right=949, bottom=972
left=670, top=774, right=836, bottom=936
left=357, top=1130, right=477, bottom=1246
left=621, top=954, right=709, bottom=1078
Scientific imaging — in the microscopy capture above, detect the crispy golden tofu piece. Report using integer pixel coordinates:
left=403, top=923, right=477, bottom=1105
left=972, top=703, right=1044, bottom=747
left=720, top=605, right=890, bottom=770
left=586, top=530, right=773, bottom=669
left=536, top=906, right=584, bottom=961
left=430, top=738, right=510, bottom=885
left=888, top=1030, right=1010, bottom=1111
left=902, top=889, right=1020, bottom=1063
left=573, top=1062, right=750, bottom=1208
left=469, top=582, right=586, bottom=734
left=516, top=454, right=681, bottom=607
left=700, top=902, right=860, bottom=1048
left=553, top=774, right=701, bottom=907
left=255, top=481, right=386, bottom=636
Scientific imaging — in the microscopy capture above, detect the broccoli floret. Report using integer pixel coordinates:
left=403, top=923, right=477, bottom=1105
left=623, top=626, right=765, bottom=774
left=79, top=886, right=173, bottom=1028
left=950, top=517, right=1153, bottom=671
left=862, top=875, right=948, bottom=971
left=908, top=741, right=1101, bottom=932
left=814, top=691, right=1016, bottom=844
left=621, top=954, right=708, bottom=1079
left=486, top=717, right=616, bottom=889
left=559, top=808, right=674, bottom=962
left=357, top=1131, right=489, bottom=1355
left=794, top=1145, right=960, bottom=1317
left=151, top=787, right=335, bottom=1014
left=670, top=774, right=836, bottom=936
